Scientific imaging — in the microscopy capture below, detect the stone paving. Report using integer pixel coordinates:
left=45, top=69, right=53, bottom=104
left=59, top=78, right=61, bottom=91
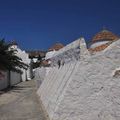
left=0, top=80, right=48, bottom=120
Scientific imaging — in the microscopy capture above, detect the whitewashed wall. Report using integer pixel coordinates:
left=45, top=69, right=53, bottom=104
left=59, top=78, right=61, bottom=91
left=0, top=71, right=8, bottom=90
left=37, top=38, right=89, bottom=120
left=50, top=38, right=81, bottom=66
left=10, top=45, right=31, bottom=81
left=0, top=70, right=22, bottom=90
left=34, top=67, right=46, bottom=88
left=10, top=71, right=21, bottom=86
left=37, top=38, right=120, bottom=120
left=21, top=68, right=27, bottom=81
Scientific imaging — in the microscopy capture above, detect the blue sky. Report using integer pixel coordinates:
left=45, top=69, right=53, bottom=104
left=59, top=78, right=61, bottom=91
left=0, top=0, right=120, bottom=50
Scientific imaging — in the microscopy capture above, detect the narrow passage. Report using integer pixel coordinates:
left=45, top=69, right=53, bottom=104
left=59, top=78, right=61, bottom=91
left=0, top=80, right=47, bottom=120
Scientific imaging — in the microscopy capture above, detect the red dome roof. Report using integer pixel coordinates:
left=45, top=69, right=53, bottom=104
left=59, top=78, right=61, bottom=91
left=92, top=29, right=119, bottom=42
left=89, top=29, right=119, bottom=52
left=48, top=43, right=64, bottom=51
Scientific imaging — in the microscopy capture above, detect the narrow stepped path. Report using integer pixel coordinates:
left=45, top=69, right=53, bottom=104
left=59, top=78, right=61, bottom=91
left=0, top=80, right=48, bottom=120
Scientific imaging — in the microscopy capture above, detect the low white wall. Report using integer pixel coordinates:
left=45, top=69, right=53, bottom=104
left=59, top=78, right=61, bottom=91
left=0, top=71, right=8, bottom=90
left=0, top=70, right=22, bottom=90
left=37, top=38, right=88, bottom=119
left=21, top=68, right=27, bottom=82
left=34, top=67, right=46, bottom=88
left=10, top=71, right=21, bottom=86
left=51, top=38, right=81, bottom=66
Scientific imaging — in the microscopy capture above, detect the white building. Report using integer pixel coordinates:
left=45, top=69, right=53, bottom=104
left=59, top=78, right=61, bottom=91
left=37, top=29, right=120, bottom=120
left=45, top=43, right=64, bottom=66
left=89, top=29, right=119, bottom=52
left=9, top=41, right=32, bottom=81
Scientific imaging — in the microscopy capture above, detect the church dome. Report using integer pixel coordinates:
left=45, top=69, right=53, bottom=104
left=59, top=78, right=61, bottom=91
left=48, top=43, right=64, bottom=51
left=89, top=29, right=119, bottom=52
left=92, top=29, right=119, bottom=43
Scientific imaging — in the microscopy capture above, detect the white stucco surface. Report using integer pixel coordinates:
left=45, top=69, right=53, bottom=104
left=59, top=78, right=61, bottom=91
left=34, top=67, right=46, bottom=88
left=37, top=38, right=120, bottom=120
left=10, top=71, right=21, bottom=85
left=45, top=50, right=56, bottom=60
left=0, top=70, right=22, bottom=90
left=10, top=45, right=31, bottom=81
left=90, top=41, right=109, bottom=48
left=0, top=71, right=8, bottom=90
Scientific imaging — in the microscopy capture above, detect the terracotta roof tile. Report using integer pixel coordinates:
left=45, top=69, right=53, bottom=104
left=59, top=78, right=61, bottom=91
left=48, top=43, right=64, bottom=51
left=92, top=30, right=119, bottom=42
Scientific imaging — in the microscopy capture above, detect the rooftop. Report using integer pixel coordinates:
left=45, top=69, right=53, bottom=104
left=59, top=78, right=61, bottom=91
left=48, top=43, right=64, bottom=51
left=92, top=29, right=119, bottom=43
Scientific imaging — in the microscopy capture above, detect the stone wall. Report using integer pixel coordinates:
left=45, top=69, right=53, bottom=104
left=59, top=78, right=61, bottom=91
left=37, top=38, right=120, bottom=120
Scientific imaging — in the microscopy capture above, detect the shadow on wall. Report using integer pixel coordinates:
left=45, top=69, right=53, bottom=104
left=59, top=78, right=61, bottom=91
left=0, top=70, right=22, bottom=91
left=0, top=81, right=32, bottom=95
left=113, top=69, right=120, bottom=78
